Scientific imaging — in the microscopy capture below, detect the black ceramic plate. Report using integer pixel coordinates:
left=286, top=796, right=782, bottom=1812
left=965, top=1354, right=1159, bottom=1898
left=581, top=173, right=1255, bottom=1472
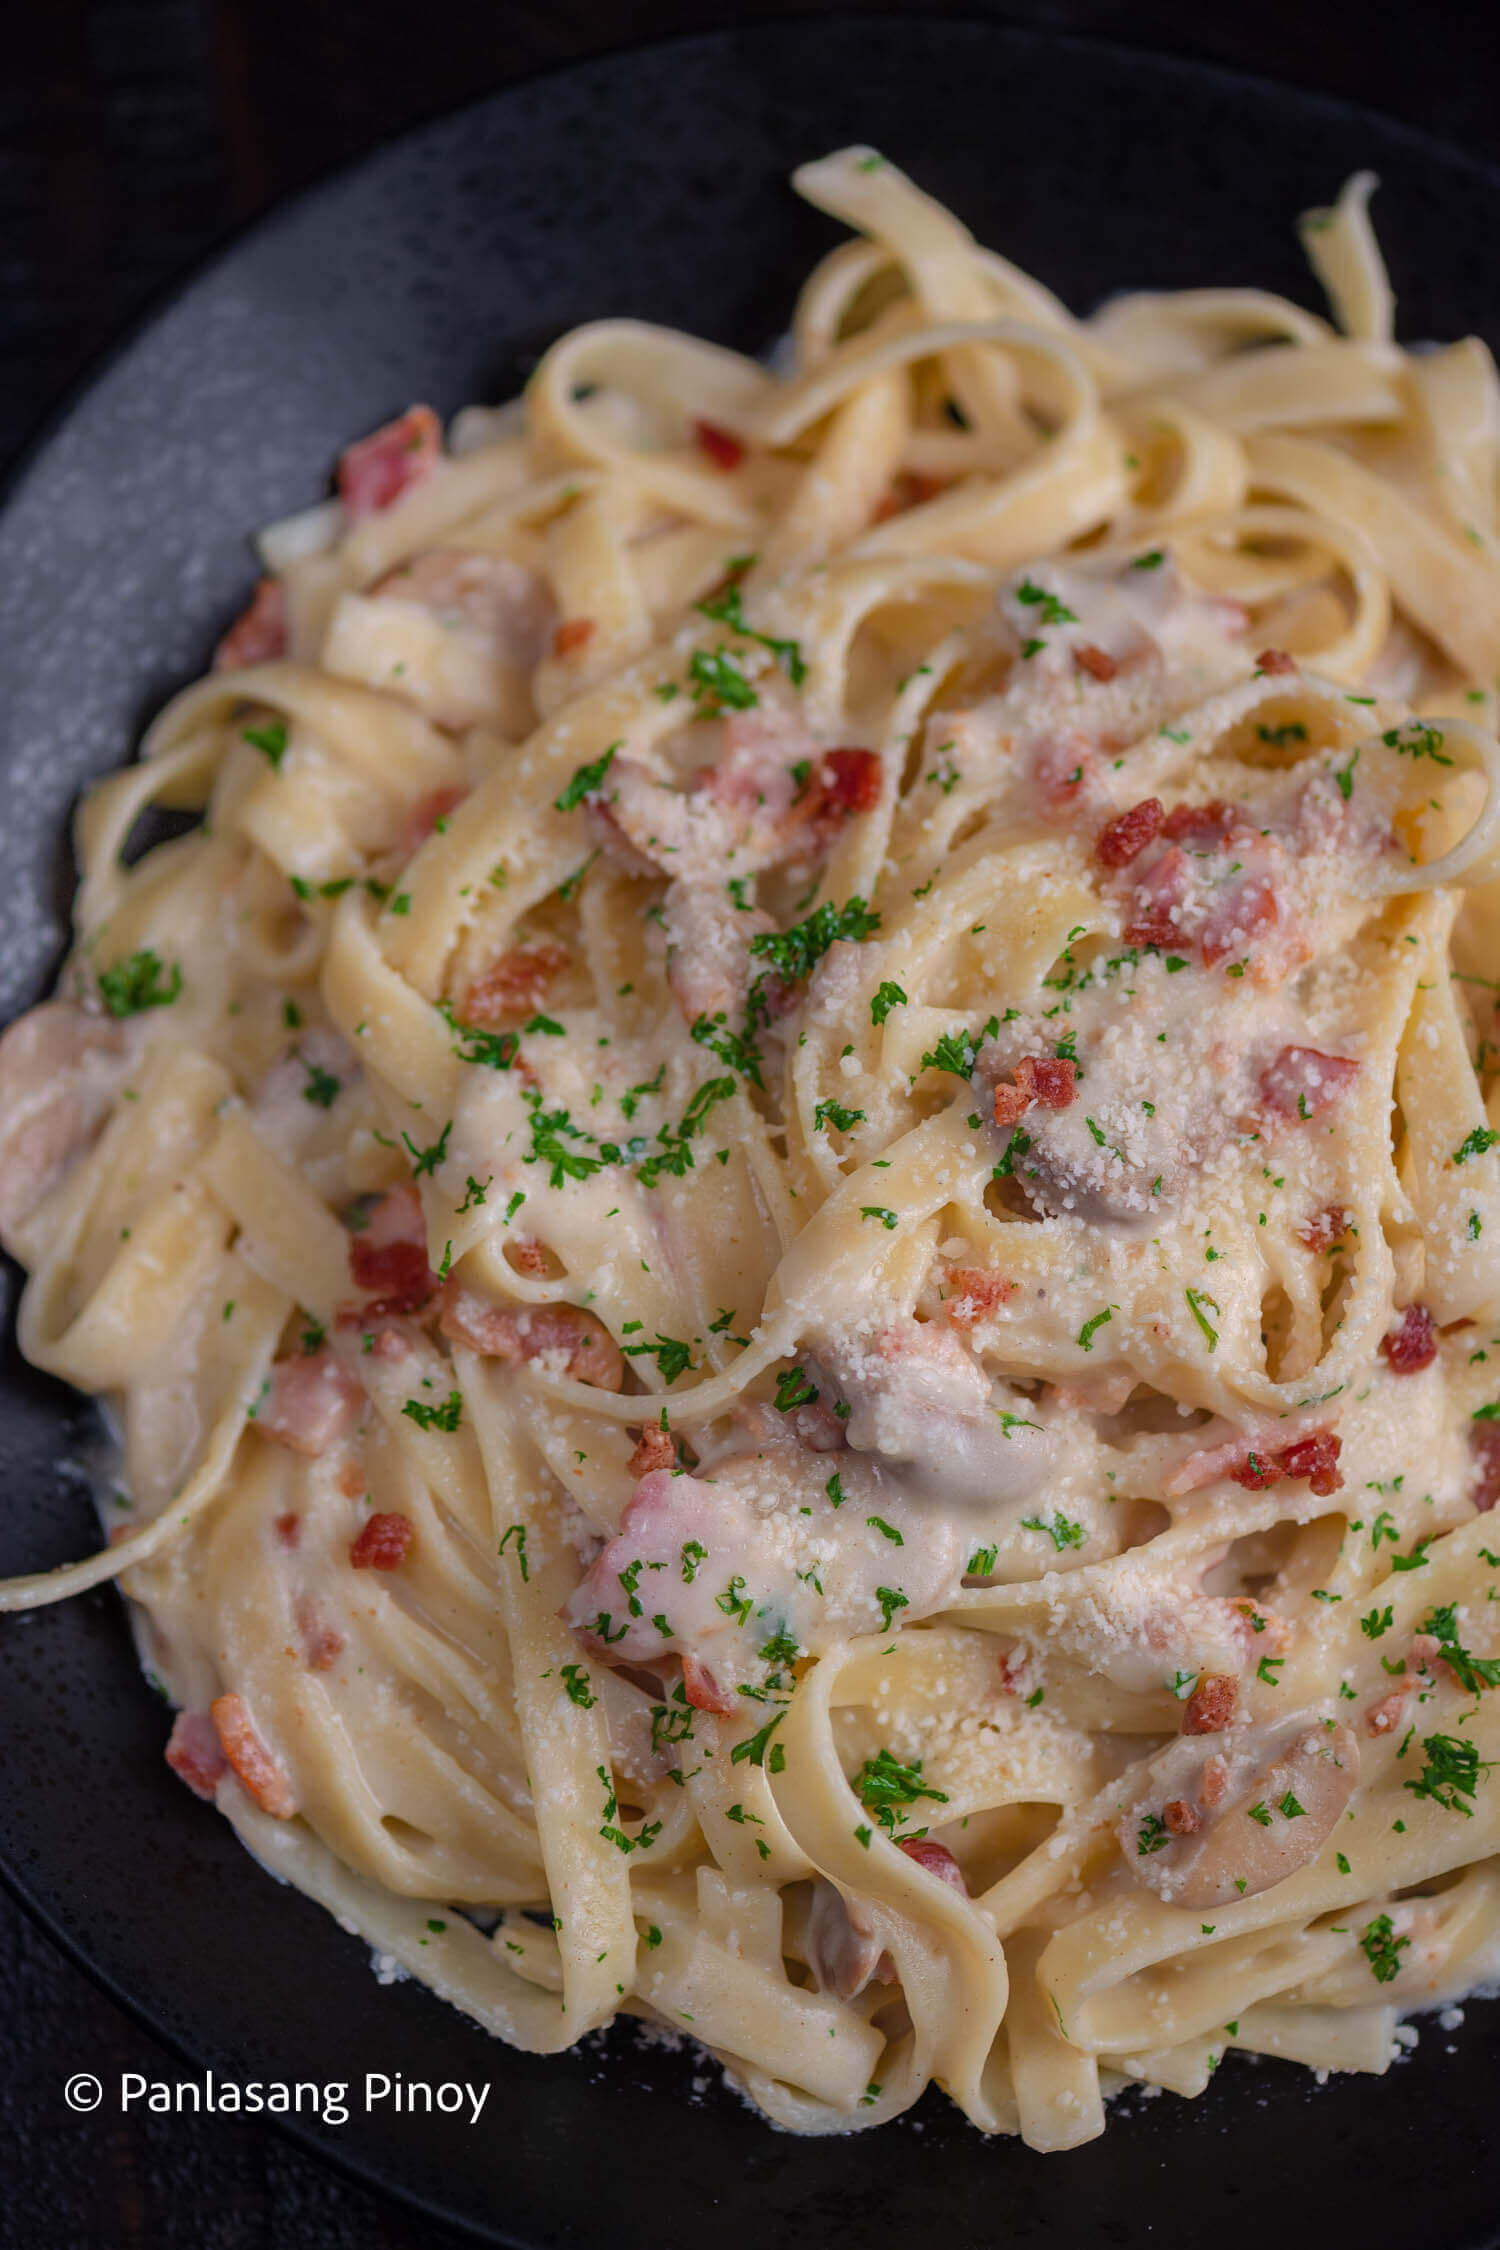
left=4, top=19, right=1500, bottom=2247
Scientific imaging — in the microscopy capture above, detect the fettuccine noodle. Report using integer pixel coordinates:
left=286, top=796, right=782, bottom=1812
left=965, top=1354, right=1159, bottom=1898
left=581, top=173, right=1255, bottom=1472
left=6, top=152, right=1500, bottom=2147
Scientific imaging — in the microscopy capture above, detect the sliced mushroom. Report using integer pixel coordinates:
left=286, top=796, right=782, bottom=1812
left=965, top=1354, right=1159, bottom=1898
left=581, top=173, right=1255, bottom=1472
left=1117, top=1713, right=1359, bottom=1909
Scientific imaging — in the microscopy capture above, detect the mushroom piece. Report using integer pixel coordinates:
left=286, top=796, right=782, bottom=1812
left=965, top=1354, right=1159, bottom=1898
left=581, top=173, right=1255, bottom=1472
left=1117, top=1712, right=1359, bottom=1909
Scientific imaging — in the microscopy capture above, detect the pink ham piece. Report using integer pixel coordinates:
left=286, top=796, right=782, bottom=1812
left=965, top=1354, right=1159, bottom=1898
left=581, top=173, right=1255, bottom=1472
left=438, top=1284, right=624, bottom=1390
left=337, top=405, right=441, bottom=517
left=213, top=576, right=287, bottom=669
left=165, top=1711, right=227, bottom=1800
left=349, top=1512, right=413, bottom=1572
left=896, top=1837, right=967, bottom=1892
left=681, top=1652, right=737, bottom=1715
left=254, top=1346, right=363, bottom=1457
left=1258, top=1045, right=1361, bottom=1122
left=462, top=941, right=570, bottom=1029
left=347, top=1182, right=439, bottom=1317
left=209, top=1693, right=297, bottom=1818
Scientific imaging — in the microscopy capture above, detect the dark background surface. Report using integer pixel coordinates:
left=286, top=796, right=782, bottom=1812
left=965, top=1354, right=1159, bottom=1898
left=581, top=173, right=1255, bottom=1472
left=1, top=3, right=1498, bottom=2245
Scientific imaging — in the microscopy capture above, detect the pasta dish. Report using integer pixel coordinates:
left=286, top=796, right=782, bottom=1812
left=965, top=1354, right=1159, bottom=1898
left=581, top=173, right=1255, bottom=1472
left=6, top=149, right=1500, bottom=2147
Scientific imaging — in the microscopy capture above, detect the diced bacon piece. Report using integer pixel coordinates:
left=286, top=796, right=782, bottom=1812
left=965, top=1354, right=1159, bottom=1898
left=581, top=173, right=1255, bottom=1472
left=553, top=618, right=596, bottom=659
left=1183, top=1673, right=1238, bottom=1734
left=213, top=576, right=287, bottom=670
left=1299, top=1204, right=1349, bottom=1253
left=438, top=1284, right=625, bottom=1390
left=1259, top=1046, right=1360, bottom=1122
left=628, top=1425, right=677, bottom=1477
left=1366, top=1684, right=1413, bottom=1736
left=942, top=1265, right=1018, bottom=1328
left=693, top=419, right=745, bottom=470
left=255, top=1347, right=364, bottom=1457
left=1096, top=797, right=1163, bottom=868
left=295, top=1596, right=345, bottom=1671
left=815, top=746, right=882, bottom=818
left=350, top=1510, right=413, bottom=1570
left=1032, top=733, right=1097, bottom=813
left=1410, top=1632, right=1442, bottom=1668
left=165, top=1711, right=227, bottom=1801
left=1015, top=1056, right=1077, bottom=1110
left=508, top=1237, right=553, bottom=1278
left=1381, top=1303, right=1438, bottom=1375
left=992, top=1080, right=1030, bottom=1128
left=1257, top=647, right=1297, bottom=676
left=274, top=1512, right=301, bottom=1547
left=1074, top=643, right=1119, bottom=683
left=338, top=1460, right=367, bottom=1499
left=1163, top=1797, right=1200, bottom=1837
left=998, top=1646, right=1034, bottom=1697
left=1200, top=869, right=1278, bottom=967
left=398, top=786, right=465, bottom=856
left=347, top=1182, right=439, bottom=1315
left=681, top=1652, right=737, bottom=1715
left=896, top=1837, right=967, bottom=1892
left=210, top=1693, right=297, bottom=1818
left=1124, top=842, right=1190, bottom=949
left=1199, top=1753, right=1231, bottom=1808
left=1279, top=1432, right=1344, bottom=1495
left=1161, top=799, right=1246, bottom=850
left=461, top=941, right=570, bottom=1029
left=872, top=470, right=947, bottom=521
left=337, top=405, right=441, bottom=518
left=1229, top=1430, right=1342, bottom=1497
left=1472, top=1424, right=1500, bottom=1512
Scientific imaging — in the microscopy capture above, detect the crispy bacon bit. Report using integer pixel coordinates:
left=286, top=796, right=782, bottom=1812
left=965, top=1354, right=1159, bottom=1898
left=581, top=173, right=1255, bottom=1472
left=462, top=941, right=570, bottom=1030
left=992, top=1054, right=1078, bottom=1127
left=628, top=1425, right=677, bottom=1477
left=1096, top=797, right=1164, bottom=868
left=209, top=1693, right=296, bottom=1818
left=942, top=1265, right=1018, bottom=1329
left=812, top=746, right=882, bottom=820
left=693, top=419, right=745, bottom=470
left=681, top=1652, right=737, bottom=1714
left=1163, top=1797, right=1200, bottom=1837
left=553, top=617, right=596, bottom=659
left=998, top=1646, right=1033, bottom=1697
left=1183, top=1673, right=1238, bottom=1735
left=1199, top=1753, right=1232, bottom=1808
left=1258, top=1045, right=1360, bottom=1123
left=1472, top=1424, right=1500, bottom=1512
left=336, top=404, right=441, bottom=518
left=438, top=1283, right=625, bottom=1390
left=349, top=1511, right=413, bottom=1571
left=1381, top=1303, right=1438, bottom=1376
left=509, top=1237, right=552, bottom=1278
left=1074, top=643, right=1119, bottom=683
left=213, top=576, right=287, bottom=670
left=1200, top=870, right=1278, bottom=967
left=165, top=1711, right=227, bottom=1801
left=896, top=1837, right=968, bottom=1892
left=1367, top=1684, right=1413, bottom=1737
left=1161, top=799, right=1243, bottom=850
left=256, top=1348, right=364, bottom=1457
left=1016, top=1056, right=1077, bottom=1109
left=398, top=786, right=465, bottom=856
left=274, top=1512, right=301, bottom=1548
left=1230, top=1430, right=1343, bottom=1498
left=1123, top=843, right=1189, bottom=948
left=1299, top=1204, right=1349, bottom=1253
left=295, top=1596, right=345, bottom=1672
left=347, top=1183, right=438, bottom=1316
left=1256, top=647, right=1297, bottom=676
left=872, top=469, right=946, bottom=521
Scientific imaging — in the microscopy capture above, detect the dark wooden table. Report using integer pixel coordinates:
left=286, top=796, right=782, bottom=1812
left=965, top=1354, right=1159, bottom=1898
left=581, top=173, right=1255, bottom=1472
left=1, top=3, right=1496, bottom=2243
